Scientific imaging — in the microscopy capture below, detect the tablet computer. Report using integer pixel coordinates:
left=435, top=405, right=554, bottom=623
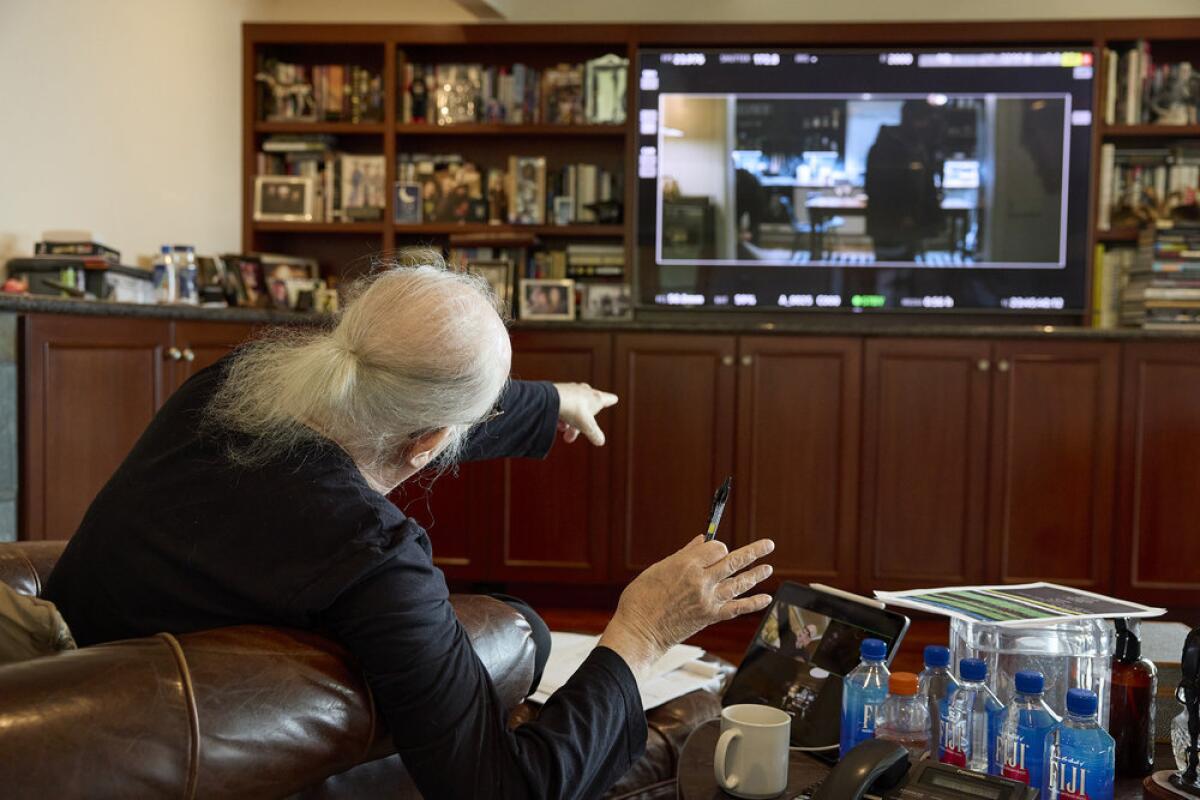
left=721, top=581, right=910, bottom=752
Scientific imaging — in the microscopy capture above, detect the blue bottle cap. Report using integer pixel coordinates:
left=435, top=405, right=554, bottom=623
left=1066, top=688, right=1098, bottom=717
left=959, top=657, right=987, bottom=682
left=924, top=645, right=951, bottom=668
left=1014, top=670, right=1044, bottom=695
left=861, top=638, right=887, bottom=661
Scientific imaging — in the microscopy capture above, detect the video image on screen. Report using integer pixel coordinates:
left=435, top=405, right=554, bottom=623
left=656, top=93, right=1069, bottom=269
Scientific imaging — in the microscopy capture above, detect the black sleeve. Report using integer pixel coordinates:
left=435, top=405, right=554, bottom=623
left=460, top=379, right=559, bottom=462
left=306, top=526, right=646, bottom=800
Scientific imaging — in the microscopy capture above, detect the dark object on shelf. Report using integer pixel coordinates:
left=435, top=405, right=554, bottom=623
left=1178, top=627, right=1200, bottom=787
left=1113, top=619, right=1159, bottom=777
left=584, top=199, right=622, bottom=225
left=6, top=257, right=154, bottom=303
left=34, top=240, right=120, bottom=264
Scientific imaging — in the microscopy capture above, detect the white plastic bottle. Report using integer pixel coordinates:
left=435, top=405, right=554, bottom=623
left=178, top=245, right=199, bottom=305
left=153, top=245, right=177, bottom=303
left=875, top=671, right=930, bottom=758
left=919, top=644, right=960, bottom=762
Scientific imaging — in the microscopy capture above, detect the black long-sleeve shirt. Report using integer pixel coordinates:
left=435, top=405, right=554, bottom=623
left=43, top=363, right=646, bottom=799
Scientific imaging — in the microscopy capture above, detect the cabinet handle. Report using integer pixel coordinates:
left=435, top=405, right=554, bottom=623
left=721, top=355, right=734, bottom=367
left=740, top=355, right=753, bottom=367
left=997, top=359, right=1010, bottom=373
left=182, top=348, right=195, bottom=363
left=167, top=347, right=182, bottom=362
left=977, top=359, right=991, bottom=372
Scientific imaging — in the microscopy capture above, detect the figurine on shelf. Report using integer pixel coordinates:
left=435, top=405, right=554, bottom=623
left=254, top=69, right=316, bottom=122
left=1150, top=62, right=1199, bottom=126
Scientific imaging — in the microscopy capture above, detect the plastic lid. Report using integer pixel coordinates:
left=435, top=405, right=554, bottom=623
left=1066, top=688, right=1098, bottom=717
left=1015, top=670, right=1044, bottom=695
left=924, top=645, right=950, bottom=668
left=861, top=638, right=888, bottom=661
left=959, top=657, right=987, bottom=682
left=160, top=245, right=172, bottom=253
left=889, top=672, right=919, bottom=695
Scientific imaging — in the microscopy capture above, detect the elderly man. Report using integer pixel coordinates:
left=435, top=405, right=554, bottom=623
left=42, top=262, right=775, bottom=799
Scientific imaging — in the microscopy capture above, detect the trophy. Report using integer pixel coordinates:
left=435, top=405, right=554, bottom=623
left=1149, top=626, right=1200, bottom=797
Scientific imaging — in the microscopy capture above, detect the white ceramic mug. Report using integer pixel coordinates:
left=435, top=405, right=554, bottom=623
left=713, top=703, right=790, bottom=799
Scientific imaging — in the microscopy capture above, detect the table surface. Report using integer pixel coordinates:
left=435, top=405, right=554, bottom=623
left=677, top=719, right=1177, bottom=800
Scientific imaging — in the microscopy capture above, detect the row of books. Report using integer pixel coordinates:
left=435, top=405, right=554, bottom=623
left=399, top=55, right=627, bottom=126
left=1104, top=224, right=1200, bottom=329
left=1101, top=44, right=1198, bottom=126
left=1096, top=143, right=1200, bottom=230
left=257, top=136, right=386, bottom=222
left=396, top=153, right=623, bottom=226
left=256, top=59, right=384, bottom=123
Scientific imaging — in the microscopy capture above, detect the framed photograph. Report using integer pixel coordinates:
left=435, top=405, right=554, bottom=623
left=585, top=54, right=629, bottom=125
left=507, top=155, right=546, bottom=225
left=581, top=283, right=632, bottom=321
left=393, top=181, right=422, bottom=224
left=254, top=176, right=317, bottom=222
left=470, top=260, right=514, bottom=310
left=260, top=253, right=318, bottom=282
left=519, top=278, right=575, bottom=321
left=553, top=196, right=574, bottom=226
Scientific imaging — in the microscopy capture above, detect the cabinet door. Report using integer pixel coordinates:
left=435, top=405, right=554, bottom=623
left=170, top=321, right=256, bottom=389
left=860, top=338, right=991, bottom=590
left=734, top=336, right=861, bottom=590
left=612, top=334, right=736, bottom=578
left=22, top=314, right=172, bottom=540
left=485, top=331, right=613, bottom=582
left=987, top=341, right=1118, bottom=590
left=391, top=464, right=492, bottom=582
left=1115, top=342, right=1200, bottom=605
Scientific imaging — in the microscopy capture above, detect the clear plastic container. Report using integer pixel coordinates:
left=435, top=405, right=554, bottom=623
left=876, top=671, right=930, bottom=759
left=153, top=245, right=177, bottom=303
left=1044, top=688, right=1115, bottom=800
left=942, top=657, right=1004, bottom=772
left=919, top=644, right=960, bottom=762
left=840, top=638, right=890, bottom=758
left=950, top=617, right=1115, bottom=729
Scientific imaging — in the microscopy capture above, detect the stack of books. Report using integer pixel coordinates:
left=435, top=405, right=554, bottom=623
left=565, top=243, right=624, bottom=278
left=1120, top=223, right=1200, bottom=329
left=256, top=59, right=384, bottom=123
left=1101, top=43, right=1199, bottom=126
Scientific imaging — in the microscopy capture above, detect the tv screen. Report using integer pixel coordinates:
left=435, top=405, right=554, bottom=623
left=634, top=47, right=1096, bottom=314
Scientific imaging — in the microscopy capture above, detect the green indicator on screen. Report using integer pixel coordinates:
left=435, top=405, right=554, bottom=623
left=851, top=294, right=886, bottom=308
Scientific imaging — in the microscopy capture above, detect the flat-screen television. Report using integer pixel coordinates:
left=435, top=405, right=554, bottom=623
left=634, top=47, right=1097, bottom=315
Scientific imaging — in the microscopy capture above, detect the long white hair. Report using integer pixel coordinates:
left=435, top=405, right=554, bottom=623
left=204, top=256, right=511, bottom=472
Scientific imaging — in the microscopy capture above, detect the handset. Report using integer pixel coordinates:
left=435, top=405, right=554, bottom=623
left=812, top=738, right=910, bottom=800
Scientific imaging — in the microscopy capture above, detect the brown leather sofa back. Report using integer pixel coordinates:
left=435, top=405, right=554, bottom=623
left=0, top=541, right=536, bottom=799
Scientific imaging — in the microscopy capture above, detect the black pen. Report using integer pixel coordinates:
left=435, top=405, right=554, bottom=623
left=704, top=477, right=732, bottom=542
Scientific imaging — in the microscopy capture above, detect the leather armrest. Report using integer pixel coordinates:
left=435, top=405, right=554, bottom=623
left=0, top=589, right=535, bottom=799
left=0, top=541, right=67, bottom=597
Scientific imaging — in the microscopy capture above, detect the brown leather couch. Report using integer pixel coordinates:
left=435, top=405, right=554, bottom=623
left=0, top=542, right=719, bottom=799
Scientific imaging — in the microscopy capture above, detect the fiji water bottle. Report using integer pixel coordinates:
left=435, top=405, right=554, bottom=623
left=840, top=638, right=890, bottom=758
left=875, top=672, right=930, bottom=758
left=941, top=657, right=1003, bottom=771
left=178, top=245, right=199, bottom=305
left=1044, top=688, right=1115, bottom=800
left=919, top=645, right=960, bottom=762
left=992, top=670, right=1059, bottom=789
left=153, top=245, right=177, bottom=303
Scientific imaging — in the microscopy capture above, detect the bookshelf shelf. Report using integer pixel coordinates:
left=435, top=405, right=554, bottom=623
left=394, top=123, right=627, bottom=137
left=252, top=221, right=386, bottom=233
left=254, top=121, right=387, bottom=134
left=394, top=223, right=625, bottom=237
left=1096, top=227, right=1141, bottom=243
left=1101, top=124, right=1200, bottom=138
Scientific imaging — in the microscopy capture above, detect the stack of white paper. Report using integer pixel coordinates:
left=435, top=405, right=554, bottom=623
left=528, top=631, right=723, bottom=711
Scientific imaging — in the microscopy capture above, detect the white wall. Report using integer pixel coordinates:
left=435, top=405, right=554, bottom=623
left=1, top=0, right=1194, bottom=265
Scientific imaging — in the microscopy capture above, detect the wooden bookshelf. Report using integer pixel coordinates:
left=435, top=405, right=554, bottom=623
left=394, top=223, right=624, bottom=237
left=1095, top=227, right=1141, bottom=243
left=252, top=221, right=386, bottom=233
left=1101, top=124, right=1200, bottom=139
left=254, top=121, right=386, bottom=135
left=394, top=123, right=626, bottom=137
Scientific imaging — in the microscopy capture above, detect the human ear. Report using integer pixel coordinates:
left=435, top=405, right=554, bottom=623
left=405, top=428, right=451, bottom=470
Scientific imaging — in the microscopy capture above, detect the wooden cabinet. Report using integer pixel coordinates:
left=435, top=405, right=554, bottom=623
left=20, top=314, right=257, bottom=541
left=394, top=465, right=491, bottom=581
left=987, top=341, right=1118, bottom=590
left=861, top=339, right=992, bottom=590
left=734, top=337, right=861, bottom=590
left=22, top=314, right=173, bottom=540
left=1115, top=342, right=1200, bottom=605
left=611, top=334, right=737, bottom=578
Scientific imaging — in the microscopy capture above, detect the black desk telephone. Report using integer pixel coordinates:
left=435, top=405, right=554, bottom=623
left=809, top=739, right=1039, bottom=800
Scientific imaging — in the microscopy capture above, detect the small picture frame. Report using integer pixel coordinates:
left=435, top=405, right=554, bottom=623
left=470, top=260, right=514, bottom=311
left=519, top=278, right=575, bottom=321
left=580, top=283, right=633, bottom=321
left=553, top=196, right=574, bottom=226
left=393, top=181, right=422, bottom=224
left=254, top=176, right=317, bottom=222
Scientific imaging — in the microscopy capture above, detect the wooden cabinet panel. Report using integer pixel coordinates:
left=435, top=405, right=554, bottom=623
left=1116, top=343, right=1200, bottom=604
left=170, top=321, right=256, bottom=389
left=612, top=334, right=736, bottom=577
left=487, top=331, right=613, bottom=582
left=734, top=336, right=861, bottom=590
left=22, top=315, right=172, bottom=540
left=392, top=464, right=492, bottom=581
left=987, top=341, right=1118, bottom=589
left=861, top=339, right=991, bottom=589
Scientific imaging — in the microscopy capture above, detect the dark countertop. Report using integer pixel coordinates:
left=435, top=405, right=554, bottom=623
left=2, top=293, right=1199, bottom=341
